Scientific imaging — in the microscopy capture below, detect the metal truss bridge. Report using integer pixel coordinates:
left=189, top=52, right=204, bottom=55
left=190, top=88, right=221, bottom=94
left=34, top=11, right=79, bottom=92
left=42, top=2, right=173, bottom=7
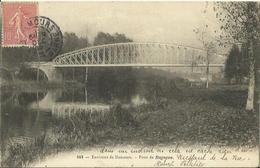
left=52, top=42, right=225, bottom=67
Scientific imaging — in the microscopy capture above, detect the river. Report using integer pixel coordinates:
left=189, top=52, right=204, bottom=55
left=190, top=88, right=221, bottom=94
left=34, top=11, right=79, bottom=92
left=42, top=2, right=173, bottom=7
left=1, top=69, right=178, bottom=167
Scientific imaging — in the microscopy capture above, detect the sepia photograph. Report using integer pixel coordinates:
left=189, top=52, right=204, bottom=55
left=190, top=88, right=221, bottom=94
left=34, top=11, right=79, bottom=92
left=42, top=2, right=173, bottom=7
left=0, top=1, right=259, bottom=167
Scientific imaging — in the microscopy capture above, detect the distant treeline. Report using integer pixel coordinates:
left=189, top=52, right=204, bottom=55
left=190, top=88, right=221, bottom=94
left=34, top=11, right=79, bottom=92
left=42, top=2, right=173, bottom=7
left=1, top=31, right=133, bottom=71
left=225, top=44, right=260, bottom=84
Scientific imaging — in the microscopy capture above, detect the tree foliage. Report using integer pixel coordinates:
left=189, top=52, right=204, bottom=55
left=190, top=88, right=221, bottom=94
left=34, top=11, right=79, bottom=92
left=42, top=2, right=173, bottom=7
left=225, top=44, right=249, bottom=83
left=214, top=2, right=260, bottom=110
left=61, top=32, right=89, bottom=53
left=2, top=47, right=37, bottom=71
left=0, top=15, right=2, bottom=46
left=214, top=2, right=260, bottom=44
left=214, top=2, right=260, bottom=69
left=93, top=32, right=133, bottom=46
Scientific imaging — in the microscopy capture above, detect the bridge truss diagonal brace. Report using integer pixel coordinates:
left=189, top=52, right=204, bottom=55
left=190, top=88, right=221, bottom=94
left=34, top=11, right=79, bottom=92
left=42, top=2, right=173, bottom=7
left=52, top=42, right=225, bottom=68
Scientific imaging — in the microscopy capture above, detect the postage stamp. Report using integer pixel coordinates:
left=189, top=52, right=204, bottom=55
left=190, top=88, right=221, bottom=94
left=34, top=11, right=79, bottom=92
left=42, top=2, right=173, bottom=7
left=2, top=2, right=38, bottom=47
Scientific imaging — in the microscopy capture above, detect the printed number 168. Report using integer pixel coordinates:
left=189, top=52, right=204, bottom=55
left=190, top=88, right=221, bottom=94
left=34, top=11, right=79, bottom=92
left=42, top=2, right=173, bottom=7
left=77, top=155, right=84, bottom=159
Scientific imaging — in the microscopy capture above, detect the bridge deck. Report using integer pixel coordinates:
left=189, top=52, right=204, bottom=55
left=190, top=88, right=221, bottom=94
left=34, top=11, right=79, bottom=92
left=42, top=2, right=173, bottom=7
left=53, top=63, right=225, bottom=68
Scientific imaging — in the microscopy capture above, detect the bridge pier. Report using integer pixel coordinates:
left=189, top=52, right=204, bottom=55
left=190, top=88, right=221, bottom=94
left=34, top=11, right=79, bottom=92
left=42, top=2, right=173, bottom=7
left=44, top=66, right=63, bottom=82
left=25, top=62, right=63, bottom=82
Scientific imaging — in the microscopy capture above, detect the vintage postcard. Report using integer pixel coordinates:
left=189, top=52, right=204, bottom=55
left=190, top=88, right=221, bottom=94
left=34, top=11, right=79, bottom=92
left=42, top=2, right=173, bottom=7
left=0, top=1, right=259, bottom=167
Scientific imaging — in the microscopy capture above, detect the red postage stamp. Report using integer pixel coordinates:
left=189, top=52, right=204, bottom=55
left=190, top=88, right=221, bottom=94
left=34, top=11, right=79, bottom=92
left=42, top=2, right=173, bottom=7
left=2, top=2, right=38, bottom=47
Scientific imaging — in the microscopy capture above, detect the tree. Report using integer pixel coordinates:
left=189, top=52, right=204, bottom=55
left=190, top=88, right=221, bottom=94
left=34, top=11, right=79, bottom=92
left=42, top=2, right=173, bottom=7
left=224, top=44, right=248, bottom=84
left=113, top=33, right=133, bottom=43
left=214, top=2, right=260, bottom=111
left=93, top=32, right=114, bottom=45
left=225, top=45, right=238, bottom=84
left=240, top=43, right=250, bottom=80
left=0, top=14, right=2, bottom=65
left=62, top=32, right=90, bottom=53
left=2, top=47, right=37, bottom=70
left=93, top=32, right=133, bottom=46
left=193, top=25, right=217, bottom=88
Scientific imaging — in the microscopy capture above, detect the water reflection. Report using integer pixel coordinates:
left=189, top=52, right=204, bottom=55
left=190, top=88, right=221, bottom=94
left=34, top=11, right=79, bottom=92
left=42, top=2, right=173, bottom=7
left=27, top=87, right=147, bottom=117
left=1, top=83, right=148, bottom=140
left=1, top=81, right=151, bottom=165
left=1, top=91, right=52, bottom=150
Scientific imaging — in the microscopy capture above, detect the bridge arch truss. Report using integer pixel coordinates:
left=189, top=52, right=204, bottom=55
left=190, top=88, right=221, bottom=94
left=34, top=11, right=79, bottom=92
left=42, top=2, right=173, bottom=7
left=52, top=42, right=224, bottom=67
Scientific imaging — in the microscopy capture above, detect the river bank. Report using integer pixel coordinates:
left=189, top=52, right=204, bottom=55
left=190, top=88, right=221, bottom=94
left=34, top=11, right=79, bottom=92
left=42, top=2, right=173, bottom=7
left=1, top=82, right=258, bottom=167
left=0, top=80, right=85, bottom=91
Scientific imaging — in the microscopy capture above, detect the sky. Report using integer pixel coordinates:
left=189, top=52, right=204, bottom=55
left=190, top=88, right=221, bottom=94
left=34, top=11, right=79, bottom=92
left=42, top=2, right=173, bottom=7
left=38, top=2, right=220, bottom=48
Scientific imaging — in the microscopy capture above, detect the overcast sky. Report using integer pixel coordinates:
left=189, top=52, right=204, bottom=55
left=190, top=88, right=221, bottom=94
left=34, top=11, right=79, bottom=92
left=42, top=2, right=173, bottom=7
left=39, top=2, right=220, bottom=48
